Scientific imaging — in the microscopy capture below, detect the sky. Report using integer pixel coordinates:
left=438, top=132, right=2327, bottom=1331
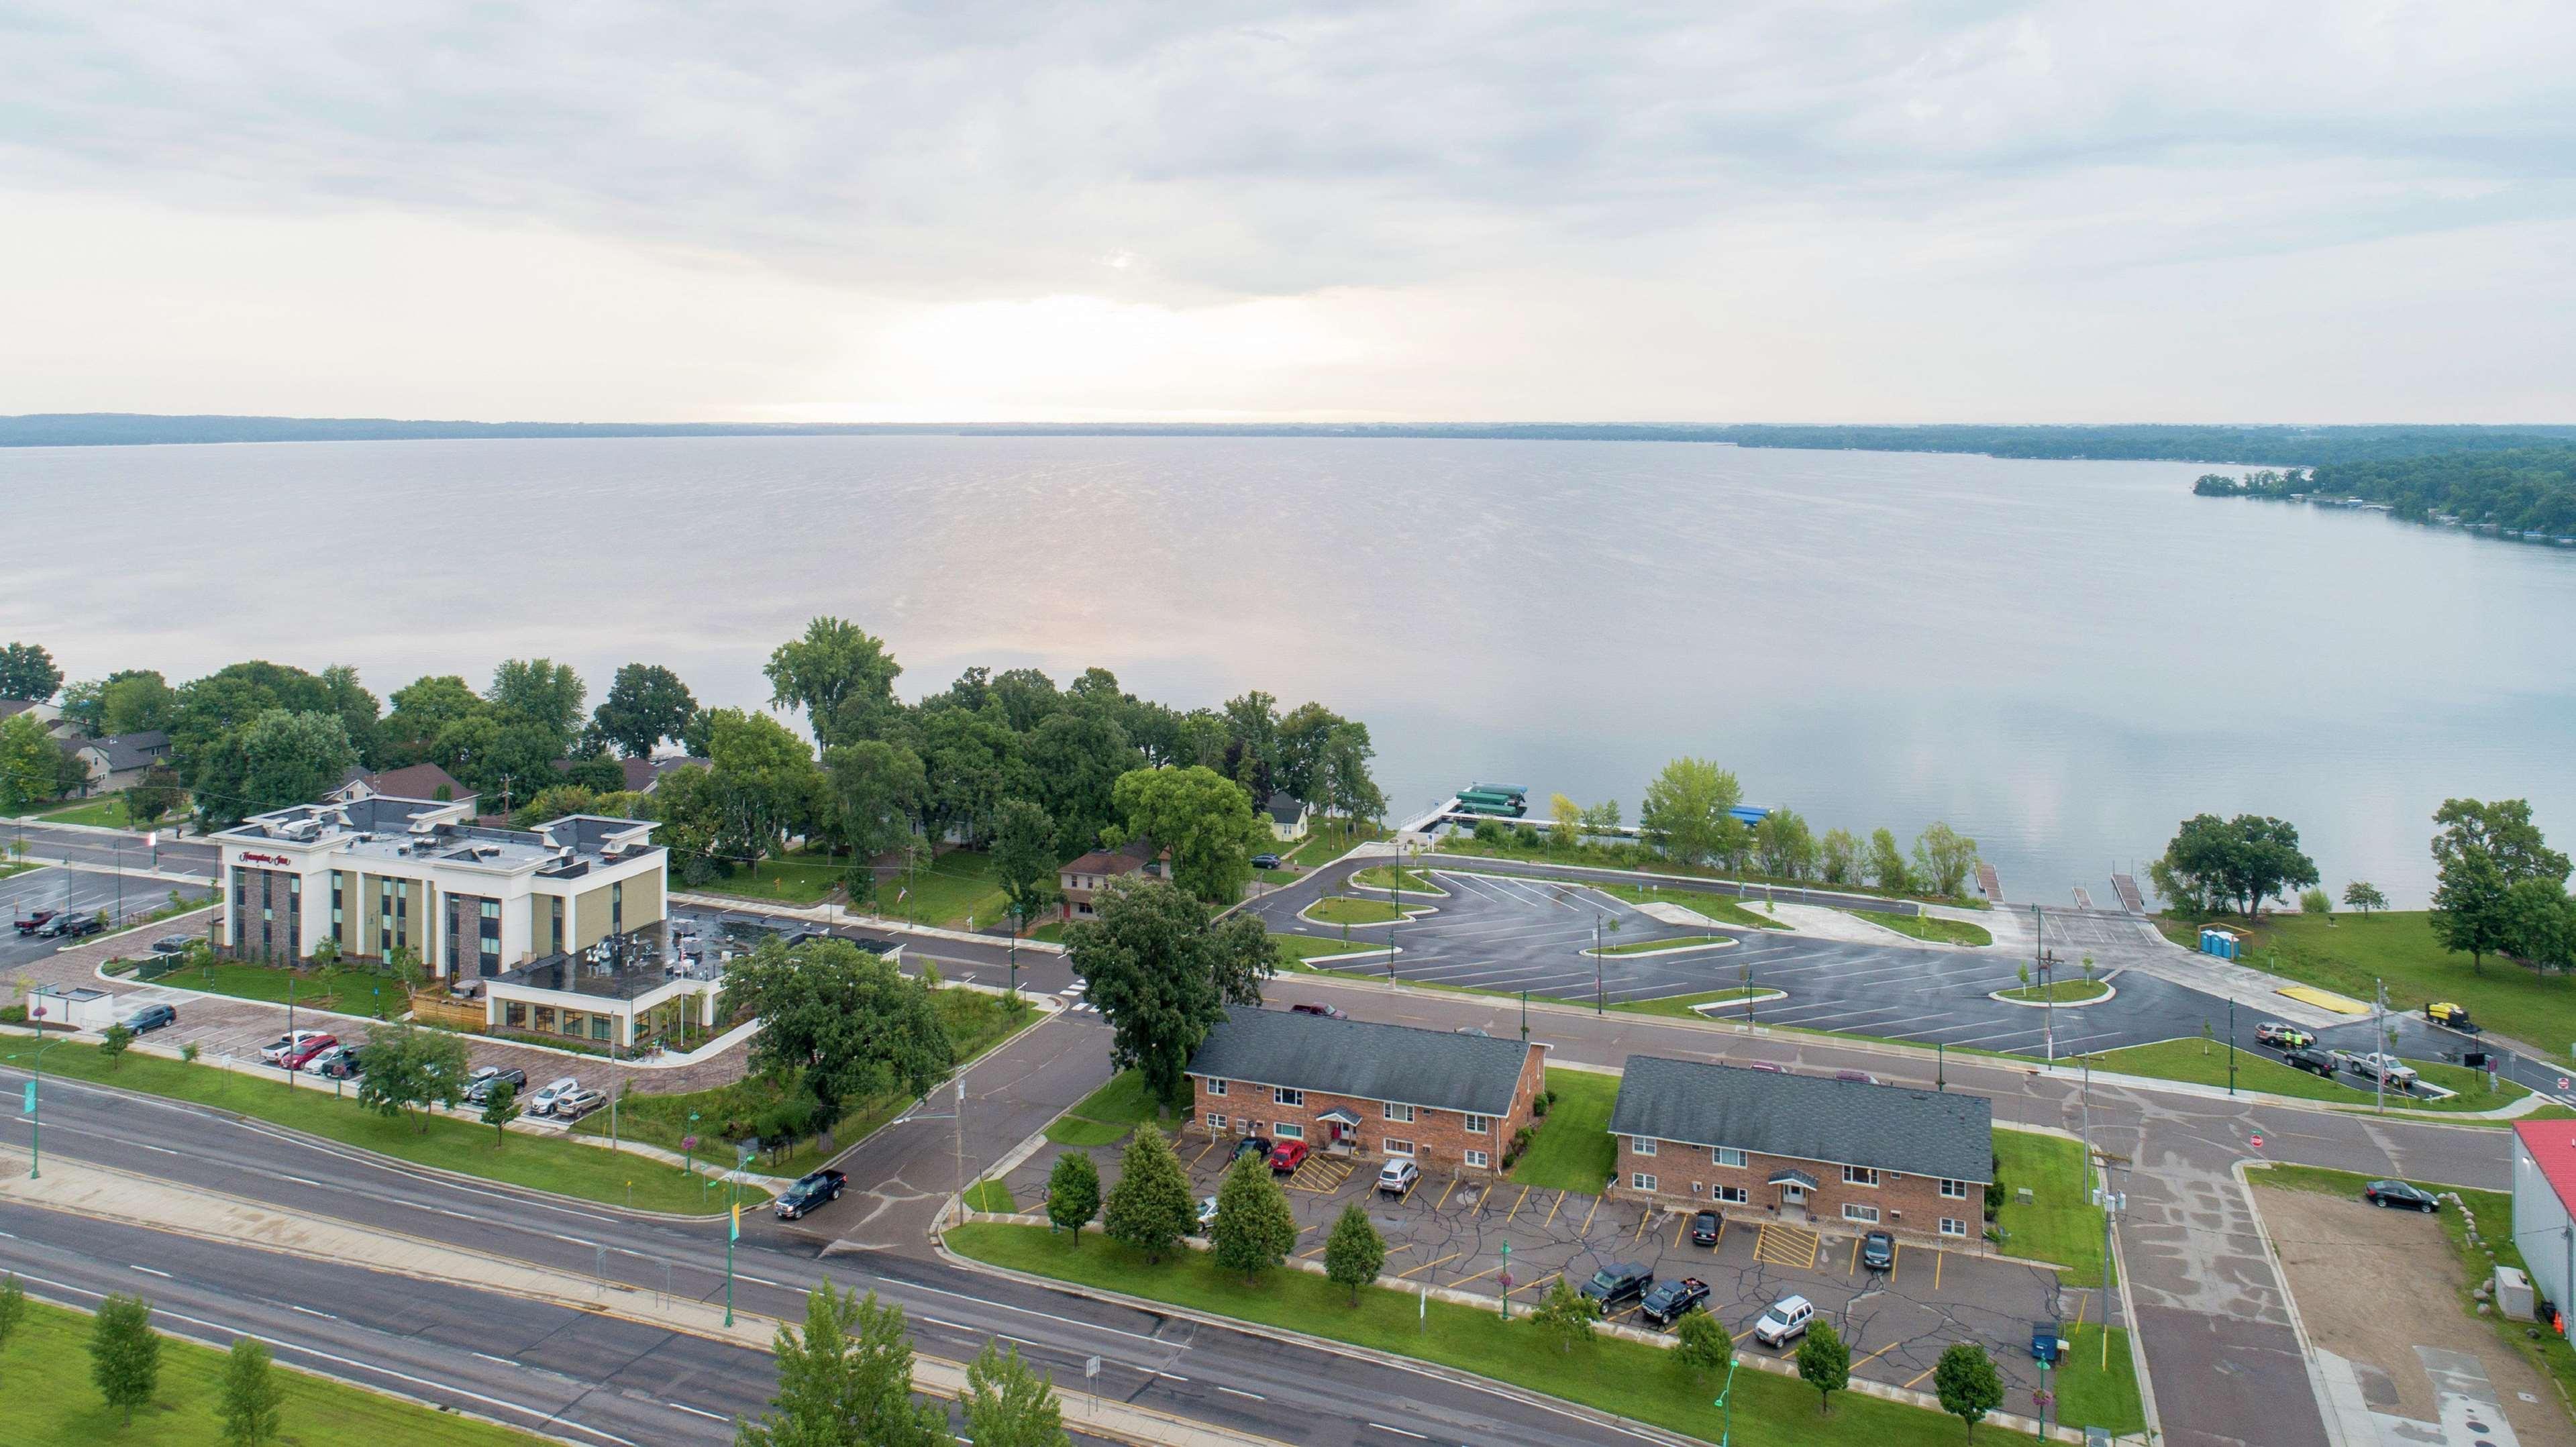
left=3, top=1, right=2571, bottom=425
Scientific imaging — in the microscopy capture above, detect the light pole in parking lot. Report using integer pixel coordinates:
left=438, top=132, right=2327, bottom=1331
left=1711, top=1354, right=1740, bottom=1445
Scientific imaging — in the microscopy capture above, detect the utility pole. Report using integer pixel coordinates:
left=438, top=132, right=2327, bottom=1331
left=2227, top=995, right=2237, bottom=1097
left=2375, top=977, right=2388, bottom=1115
left=2094, top=1151, right=2128, bottom=1373
left=2040, top=946, right=2060, bottom=1067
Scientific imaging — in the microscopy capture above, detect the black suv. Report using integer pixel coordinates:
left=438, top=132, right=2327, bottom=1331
left=464, top=1066, right=529, bottom=1104
left=774, top=1169, right=849, bottom=1220
left=1579, top=1262, right=1654, bottom=1311
left=1689, top=1210, right=1721, bottom=1246
left=2281, top=1046, right=2338, bottom=1077
left=1639, top=1277, right=1710, bottom=1327
left=43, top=912, right=103, bottom=939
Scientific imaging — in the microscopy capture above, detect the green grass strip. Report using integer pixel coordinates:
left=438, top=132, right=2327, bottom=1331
left=1508, top=1068, right=1619, bottom=1193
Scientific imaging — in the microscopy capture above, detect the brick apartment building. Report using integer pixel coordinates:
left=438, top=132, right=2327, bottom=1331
left=1184, top=1008, right=1547, bottom=1175
left=1608, top=1055, right=1993, bottom=1243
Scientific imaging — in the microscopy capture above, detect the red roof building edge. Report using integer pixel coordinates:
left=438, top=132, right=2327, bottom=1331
left=2514, top=1119, right=2576, bottom=1215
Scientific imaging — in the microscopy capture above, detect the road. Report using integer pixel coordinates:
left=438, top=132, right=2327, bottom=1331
left=0, top=1033, right=1687, bottom=1447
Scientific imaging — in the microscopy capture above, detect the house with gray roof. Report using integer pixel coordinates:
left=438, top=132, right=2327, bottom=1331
left=1607, top=1055, right=1993, bottom=1242
left=1183, top=1007, right=1547, bottom=1177
left=62, top=730, right=170, bottom=793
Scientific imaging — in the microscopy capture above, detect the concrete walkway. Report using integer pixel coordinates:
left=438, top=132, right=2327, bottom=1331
left=0, top=1154, right=1272, bottom=1447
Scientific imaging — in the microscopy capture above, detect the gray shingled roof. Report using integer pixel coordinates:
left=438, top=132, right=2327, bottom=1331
left=1608, top=1055, right=1993, bottom=1185
left=1186, top=1008, right=1531, bottom=1116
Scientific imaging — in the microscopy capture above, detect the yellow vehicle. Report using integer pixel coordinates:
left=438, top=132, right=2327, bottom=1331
left=2425, top=1001, right=2478, bottom=1032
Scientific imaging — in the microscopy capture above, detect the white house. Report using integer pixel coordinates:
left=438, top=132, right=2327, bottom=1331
left=2513, top=1121, right=2576, bottom=1328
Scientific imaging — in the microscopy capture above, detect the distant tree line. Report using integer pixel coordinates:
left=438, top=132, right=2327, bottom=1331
left=2193, top=446, right=2576, bottom=537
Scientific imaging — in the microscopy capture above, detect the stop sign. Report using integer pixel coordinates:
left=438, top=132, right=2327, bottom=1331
left=2250, top=1133, right=2264, bottom=1149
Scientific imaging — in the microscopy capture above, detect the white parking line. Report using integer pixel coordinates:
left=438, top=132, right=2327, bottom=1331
left=1371, top=1425, right=1429, bottom=1439
left=1217, top=1386, right=1266, bottom=1401
left=131, top=1265, right=172, bottom=1278
left=668, top=1401, right=727, bottom=1422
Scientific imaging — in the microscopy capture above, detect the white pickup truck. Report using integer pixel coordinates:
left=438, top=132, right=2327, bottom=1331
left=2335, top=1051, right=2420, bottom=1090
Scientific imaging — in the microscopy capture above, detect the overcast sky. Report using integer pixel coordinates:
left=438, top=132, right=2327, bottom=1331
left=4, top=1, right=2571, bottom=423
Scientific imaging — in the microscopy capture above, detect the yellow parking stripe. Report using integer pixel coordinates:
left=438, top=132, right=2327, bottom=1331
left=1631, top=1210, right=1653, bottom=1243
left=1504, top=1185, right=1530, bottom=1224
left=1847, top=1238, right=1859, bottom=1277
left=1450, top=1262, right=1506, bottom=1288
left=1671, top=1214, right=1689, bottom=1250
left=1437, top=1177, right=1459, bottom=1211
left=1902, top=1362, right=1939, bottom=1390
left=1935, top=1248, right=1944, bottom=1289
left=1189, top=1140, right=1219, bottom=1167
left=1888, top=1242, right=1900, bottom=1283
left=1852, top=1340, right=1902, bottom=1371
left=1396, top=1252, right=1460, bottom=1280
left=1544, top=1191, right=1565, bottom=1228
left=1579, top=1196, right=1601, bottom=1237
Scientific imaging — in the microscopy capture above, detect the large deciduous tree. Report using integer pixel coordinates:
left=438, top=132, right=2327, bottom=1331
left=1108, top=765, right=1270, bottom=905
left=1021, top=708, right=1140, bottom=858
left=1065, top=878, right=1273, bottom=1110
left=1756, top=808, right=1818, bottom=880
left=2157, top=813, right=2319, bottom=919
left=0, top=642, right=63, bottom=702
left=720, top=937, right=952, bottom=1123
left=1933, top=1340, right=2003, bottom=1440
left=378, top=674, right=485, bottom=766
left=991, top=798, right=1062, bottom=931
left=0, top=713, right=58, bottom=812
left=191, top=708, right=360, bottom=826
left=960, top=1340, right=1070, bottom=1447
left=704, top=707, right=820, bottom=871
left=1317, top=721, right=1385, bottom=823
left=824, top=737, right=926, bottom=868
left=589, top=663, right=699, bottom=758
left=1912, top=821, right=1979, bottom=898
left=1639, top=757, right=1744, bottom=869
left=487, top=658, right=584, bottom=752
left=738, top=1283, right=945, bottom=1447
left=765, top=616, right=903, bottom=748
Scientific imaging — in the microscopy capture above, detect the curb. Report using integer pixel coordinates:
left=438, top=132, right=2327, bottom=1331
left=1987, top=983, right=2118, bottom=1009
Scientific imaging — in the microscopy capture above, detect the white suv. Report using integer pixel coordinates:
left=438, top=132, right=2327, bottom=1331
left=1753, top=1295, right=1814, bottom=1347
left=1377, top=1160, right=1420, bottom=1197
left=527, top=1077, right=580, bottom=1116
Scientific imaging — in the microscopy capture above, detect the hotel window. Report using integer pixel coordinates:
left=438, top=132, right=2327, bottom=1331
left=1940, top=1218, right=1969, bottom=1238
left=611, top=880, right=623, bottom=933
left=550, top=896, right=564, bottom=954
left=1940, top=1179, right=1969, bottom=1199
left=1206, top=1079, right=1227, bottom=1096
left=1632, top=1136, right=1657, bottom=1156
left=1843, top=1203, right=1881, bottom=1224
left=1715, top=1185, right=1749, bottom=1205
left=1464, top=1150, right=1490, bottom=1169
left=1206, top=1113, right=1229, bottom=1132
left=1713, top=1146, right=1746, bottom=1169
left=1843, top=1165, right=1879, bottom=1188
left=1274, top=1087, right=1303, bottom=1107
left=591, top=1016, right=612, bottom=1042
left=1383, top=1138, right=1414, bottom=1157
left=1384, top=1102, right=1414, bottom=1123
left=1632, top=1173, right=1658, bottom=1192
left=1463, top=1114, right=1492, bottom=1134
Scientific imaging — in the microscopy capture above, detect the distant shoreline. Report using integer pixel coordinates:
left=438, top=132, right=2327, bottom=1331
left=7, top=413, right=2575, bottom=466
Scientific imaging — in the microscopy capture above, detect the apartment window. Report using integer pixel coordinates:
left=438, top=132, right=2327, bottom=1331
left=1463, top=1113, right=1492, bottom=1135
left=1843, top=1165, right=1879, bottom=1188
left=1383, top=1138, right=1414, bottom=1157
left=1632, top=1136, right=1657, bottom=1157
left=1206, top=1079, right=1228, bottom=1097
left=1940, top=1179, right=1969, bottom=1199
left=1843, top=1203, right=1882, bottom=1224
left=1940, top=1218, right=1969, bottom=1238
left=1714, top=1185, right=1749, bottom=1205
left=1274, top=1087, right=1304, bottom=1107
left=1206, top=1113, right=1229, bottom=1132
left=1384, top=1102, right=1414, bottom=1123
left=1632, top=1173, right=1658, bottom=1192
left=1464, top=1150, right=1490, bottom=1169
left=1713, top=1146, right=1746, bottom=1169
left=1274, top=1123, right=1304, bottom=1141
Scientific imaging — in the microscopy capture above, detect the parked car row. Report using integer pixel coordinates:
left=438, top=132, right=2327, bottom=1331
left=11, top=909, right=103, bottom=939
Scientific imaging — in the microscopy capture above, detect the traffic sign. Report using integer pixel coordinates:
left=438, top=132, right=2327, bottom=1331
left=729, top=1203, right=740, bottom=1241
left=1084, top=1356, right=1101, bottom=1381
left=2558, top=1077, right=2569, bottom=1091
left=2250, top=1133, right=2264, bottom=1149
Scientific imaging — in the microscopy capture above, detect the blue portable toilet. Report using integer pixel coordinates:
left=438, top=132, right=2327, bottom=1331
left=2199, top=926, right=2240, bottom=961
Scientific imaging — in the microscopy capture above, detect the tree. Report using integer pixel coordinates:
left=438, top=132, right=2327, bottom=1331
left=99, top=671, right=176, bottom=736
left=1580, top=799, right=1622, bottom=835
left=590, top=663, right=699, bottom=758
left=704, top=708, right=821, bottom=872
left=1671, top=1309, right=1731, bottom=1383
left=2156, top=813, right=2318, bottom=920
left=738, top=1282, right=945, bottom=1447
left=1109, top=765, right=1270, bottom=905
left=2300, top=886, right=2332, bottom=914
left=2343, top=881, right=2387, bottom=916
left=126, top=762, right=185, bottom=830
left=379, top=674, right=484, bottom=765
left=191, top=708, right=361, bottom=826
left=1323, top=1201, right=1386, bottom=1304
left=1757, top=808, right=1818, bottom=880
left=0, top=712, right=58, bottom=811
left=2431, top=847, right=2514, bottom=975
left=1817, top=827, right=1859, bottom=885
left=99, top=1022, right=134, bottom=1070
left=89, top=1292, right=162, bottom=1426
left=2504, top=877, right=2576, bottom=971
left=1102, top=1122, right=1195, bottom=1263
left=1865, top=827, right=1910, bottom=893
left=1639, top=758, right=1743, bottom=869
left=720, top=937, right=952, bottom=1124
left=1065, top=878, right=1273, bottom=1110
left=1797, top=1318, right=1850, bottom=1414
left=480, top=1079, right=521, bottom=1144
left=960, top=1340, right=1070, bottom=1447
left=2434, top=798, right=2572, bottom=888
left=824, top=739, right=927, bottom=867
left=1912, top=822, right=1979, bottom=898
left=1315, top=722, right=1385, bottom=822
left=1022, top=708, right=1142, bottom=858
left=1933, top=1340, right=2003, bottom=1440
left=765, top=617, right=903, bottom=748
left=1045, top=1150, right=1101, bottom=1242
left=217, top=1336, right=284, bottom=1447
left=1210, top=1153, right=1298, bottom=1283
left=1549, top=792, right=1584, bottom=847
left=486, top=659, right=585, bottom=751
left=356, top=1021, right=471, bottom=1132
left=0, top=1273, right=26, bottom=1385
left=2432, top=799, right=2571, bottom=974
left=992, top=798, right=1063, bottom=932
left=1274, top=702, right=1343, bottom=806
left=0, top=642, right=63, bottom=702
left=1529, top=1277, right=1600, bottom=1354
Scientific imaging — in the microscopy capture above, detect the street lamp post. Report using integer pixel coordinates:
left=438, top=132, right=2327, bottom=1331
left=23, top=1006, right=60, bottom=1179
left=1712, top=1356, right=1741, bottom=1446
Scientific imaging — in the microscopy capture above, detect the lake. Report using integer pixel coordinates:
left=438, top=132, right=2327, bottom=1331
left=7, top=434, right=2573, bottom=906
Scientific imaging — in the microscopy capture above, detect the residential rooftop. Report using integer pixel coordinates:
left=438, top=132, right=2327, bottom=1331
left=1185, top=1007, right=1535, bottom=1117
left=1608, top=1055, right=1993, bottom=1185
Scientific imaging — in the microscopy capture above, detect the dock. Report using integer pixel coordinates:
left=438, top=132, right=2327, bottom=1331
left=1976, top=861, right=2002, bottom=904
left=2111, top=873, right=2146, bottom=913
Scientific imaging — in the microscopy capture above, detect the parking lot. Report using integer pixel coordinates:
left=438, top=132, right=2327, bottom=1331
left=1250, top=861, right=2257, bottom=1057
left=1, top=865, right=209, bottom=971
left=1001, top=1125, right=2091, bottom=1403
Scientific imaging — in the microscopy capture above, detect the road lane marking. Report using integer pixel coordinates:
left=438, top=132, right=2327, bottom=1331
left=289, top=1304, right=335, bottom=1319
left=668, top=1401, right=727, bottom=1421
left=131, top=1265, right=172, bottom=1277
left=1216, top=1385, right=1266, bottom=1401
left=1370, top=1425, right=1429, bottom=1438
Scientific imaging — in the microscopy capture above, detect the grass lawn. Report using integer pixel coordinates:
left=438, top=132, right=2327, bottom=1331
left=964, top=1177, right=1017, bottom=1212
left=1590, top=934, right=1732, bottom=957
left=1303, top=896, right=1411, bottom=926
left=2081, top=1037, right=2532, bottom=1115
left=2251, top=1162, right=2576, bottom=1415
left=0, top=1030, right=745, bottom=1213
left=1578, top=880, right=1786, bottom=930
left=1350, top=865, right=1444, bottom=894
left=1433, top=837, right=1985, bottom=910
left=1288, top=820, right=1384, bottom=867
left=1997, top=979, right=2111, bottom=1004
left=882, top=849, right=1010, bottom=929
left=0, top=859, right=38, bottom=882
left=572, top=987, right=1037, bottom=1174
left=1610, top=987, right=1775, bottom=1022
left=1045, top=1068, right=1174, bottom=1146
left=1993, top=1128, right=2109, bottom=1282
left=149, top=959, right=412, bottom=1018
left=33, top=794, right=132, bottom=828
left=3, top=1297, right=548, bottom=1447
left=949, top=1222, right=2000, bottom=1447
left=2159, top=910, right=2576, bottom=1055
left=1255, top=868, right=1299, bottom=886
left=1271, top=932, right=1383, bottom=964
left=1024, top=920, right=1069, bottom=944
left=2055, top=1323, right=2147, bottom=1434
left=694, top=850, right=846, bottom=906
left=1510, top=1068, right=1619, bottom=1192
left=1851, top=909, right=1994, bottom=947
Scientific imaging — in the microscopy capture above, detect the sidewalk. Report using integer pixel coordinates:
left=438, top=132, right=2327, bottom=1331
left=0, top=1155, right=1272, bottom=1447
left=671, top=890, right=1068, bottom=955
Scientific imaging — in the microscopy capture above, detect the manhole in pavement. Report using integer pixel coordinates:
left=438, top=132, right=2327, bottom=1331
left=2520, top=1393, right=2541, bottom=1403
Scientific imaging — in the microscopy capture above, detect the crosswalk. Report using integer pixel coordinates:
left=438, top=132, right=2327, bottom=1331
left=1057, top=981, right=1097, bottom=1014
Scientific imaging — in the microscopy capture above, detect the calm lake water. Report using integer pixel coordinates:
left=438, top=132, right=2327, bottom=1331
left=7, top=435, right=2574, bottom=906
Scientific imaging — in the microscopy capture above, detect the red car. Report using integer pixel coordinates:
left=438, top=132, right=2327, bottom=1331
left=278, top=1034, right=340, bottom=1071
left=1269, top=1139, right=1310, bottom=1174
